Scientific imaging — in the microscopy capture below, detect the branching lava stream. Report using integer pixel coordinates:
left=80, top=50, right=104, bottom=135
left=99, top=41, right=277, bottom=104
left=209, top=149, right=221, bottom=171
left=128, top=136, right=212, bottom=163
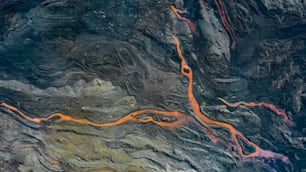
left=170, top=5, right=198, bottom=36
left=218, top=97, right=294, bottom=126
left=172, top=36, right=290, bottom=163
left=0, top=5, right=293, bottom=170
left=0, top=103, right=194, bottom=128
left=0, top=35, right=292, bottom=165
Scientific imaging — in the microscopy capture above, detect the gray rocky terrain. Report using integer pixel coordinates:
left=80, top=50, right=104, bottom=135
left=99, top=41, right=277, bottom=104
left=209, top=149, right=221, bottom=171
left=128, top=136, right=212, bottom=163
left=0, top=0, right=305, bottom=171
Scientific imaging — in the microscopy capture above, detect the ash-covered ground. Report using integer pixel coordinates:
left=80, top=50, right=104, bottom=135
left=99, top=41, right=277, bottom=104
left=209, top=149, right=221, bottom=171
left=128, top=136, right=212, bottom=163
left=0, top=0, right=305, bottom=171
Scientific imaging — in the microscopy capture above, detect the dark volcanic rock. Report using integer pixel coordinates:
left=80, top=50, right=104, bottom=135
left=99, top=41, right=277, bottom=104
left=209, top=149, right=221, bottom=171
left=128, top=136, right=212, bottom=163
left=0, top=0, right=305, bottom=171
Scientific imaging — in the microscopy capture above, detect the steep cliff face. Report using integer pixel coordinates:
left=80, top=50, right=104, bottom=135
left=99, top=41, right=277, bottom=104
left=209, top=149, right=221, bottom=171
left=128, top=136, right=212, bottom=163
left=0, top=0, right=305, bottom=171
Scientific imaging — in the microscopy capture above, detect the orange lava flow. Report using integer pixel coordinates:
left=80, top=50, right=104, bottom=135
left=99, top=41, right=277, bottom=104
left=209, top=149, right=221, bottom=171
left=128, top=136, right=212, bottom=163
left=0, top=6, right=291, bottom=166
left=172, top=35, right=290, bottom=163
left=0, top=37, right=291, bottom=166
left=218, top=97, right=294, bottom=126
left=170, top=5, right=198, bottom=36
left=0, top=102, right=192, bottom=128
left=0, top=36, right=291, bottom=165
left=213, top=0, right=236, bottom=49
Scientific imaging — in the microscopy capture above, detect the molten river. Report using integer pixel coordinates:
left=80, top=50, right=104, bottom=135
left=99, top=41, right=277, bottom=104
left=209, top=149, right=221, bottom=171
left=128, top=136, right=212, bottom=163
left=0, top=5, right=293, bottom=167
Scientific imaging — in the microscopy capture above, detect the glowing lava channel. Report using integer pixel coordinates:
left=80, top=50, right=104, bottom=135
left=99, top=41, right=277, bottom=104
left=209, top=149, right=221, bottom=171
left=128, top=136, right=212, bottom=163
left=213, top=0, right=237, bottom=49
left=0, top=103, right=194, bottom=128
left=0, top=5, right=292, bottom=168
left=0, top=36, right=292, bottom=168
left=218, top=97, right=294, bottom=126
left=172, top=35, right=290, bottom=164
left=171, top=5, right=198, bottom=36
